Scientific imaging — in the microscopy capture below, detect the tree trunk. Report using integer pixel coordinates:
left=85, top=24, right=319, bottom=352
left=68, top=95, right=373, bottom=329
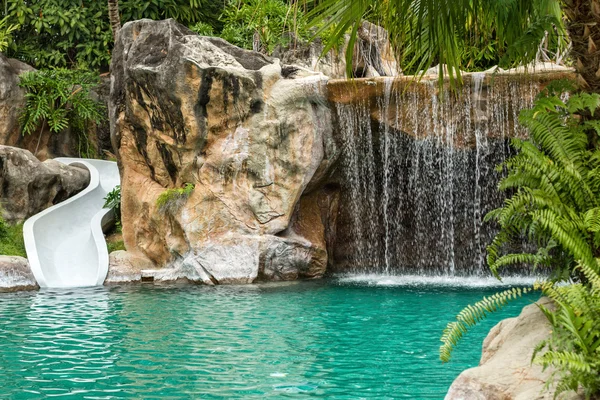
left=563, top=0, right=600, bottom=92
left=108, top=0, right=121, bottom=39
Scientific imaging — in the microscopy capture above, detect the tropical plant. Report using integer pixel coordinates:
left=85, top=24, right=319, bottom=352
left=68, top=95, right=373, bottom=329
left=440, top=87, right=600, bottom=398
left=2, top=0, right=224, bottom=70
left=220, top=0, right=309, bottom=54
left=103, top=185, right=122, bottom=231
left=303, top=0, right=569, bottom=84
left=156, top=183, right=195, bottom=214
left=0, top=215, right=26, bottom=257
left=0, top=15, right=18, bottom=52
left=533, top=272, right=600, bottom=399
left=18, top=69, right=105, bottom=156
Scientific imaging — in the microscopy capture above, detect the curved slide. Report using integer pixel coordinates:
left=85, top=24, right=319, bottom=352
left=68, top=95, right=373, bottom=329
left=24, top=159, right=120, bottom=288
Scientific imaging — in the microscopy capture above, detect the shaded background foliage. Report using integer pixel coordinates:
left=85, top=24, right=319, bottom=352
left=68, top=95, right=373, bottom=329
left=1, top=0, right=225, bottom=70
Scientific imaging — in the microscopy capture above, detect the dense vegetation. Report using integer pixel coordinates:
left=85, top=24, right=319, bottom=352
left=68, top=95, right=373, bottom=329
left=1, top=0, right=223, bottom=70
left=0, top=216, right=25, bottom=257
left=18, top=69, right=105, bottom=157
left=441, top=85, right=600, bottom=398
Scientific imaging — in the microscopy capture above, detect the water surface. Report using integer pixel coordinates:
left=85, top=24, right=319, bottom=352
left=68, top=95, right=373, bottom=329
left=0, top=276, right=537, bottom=399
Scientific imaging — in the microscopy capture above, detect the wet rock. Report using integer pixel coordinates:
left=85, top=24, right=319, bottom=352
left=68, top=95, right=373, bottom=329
left=0, top=256, right=38, bottom=292
left=446, top=299, right=582, bottom=400
left=0, top=146, right=90, bottom=223
left=110, top=19, right=338, bottom=283
left=105, top=250, right=156, bottom=284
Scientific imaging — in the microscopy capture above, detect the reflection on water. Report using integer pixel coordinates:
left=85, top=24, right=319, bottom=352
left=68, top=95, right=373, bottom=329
left=0, top=279, right=536, bottom=398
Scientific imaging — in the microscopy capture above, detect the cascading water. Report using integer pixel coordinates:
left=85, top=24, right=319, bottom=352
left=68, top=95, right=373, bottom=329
left=332, top=74, right=541, bottom=276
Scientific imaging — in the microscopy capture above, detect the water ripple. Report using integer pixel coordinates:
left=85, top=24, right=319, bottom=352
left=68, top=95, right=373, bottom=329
left=0, top=280, right=536, bottom=398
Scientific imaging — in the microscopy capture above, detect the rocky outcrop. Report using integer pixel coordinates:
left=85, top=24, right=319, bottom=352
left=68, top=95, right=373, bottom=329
left=0, top=256, right=37, bottom=292
left=274, top=21, right=399, bottom=79
left=110, top=19, right=339, bottom=284
left=0, top=146, right=90, bottom=222
left=446, top=299, right=582, bottom=400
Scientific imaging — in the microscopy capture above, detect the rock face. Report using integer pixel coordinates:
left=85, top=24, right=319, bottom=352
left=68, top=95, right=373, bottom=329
left=110, top=19, right=339, bottom=284
left=274, top=21, right=399, bottom=79
left=0, top=256, right=37, bottom=292
left=446, top=299, right=582, bottom=400
left=0, top=146, right=90, bottom=222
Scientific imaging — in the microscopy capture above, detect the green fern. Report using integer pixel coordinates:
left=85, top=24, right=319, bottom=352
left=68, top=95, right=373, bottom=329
left=441, top=85, right=600, bottom=399
left=440, top=287, right=534, bottom=362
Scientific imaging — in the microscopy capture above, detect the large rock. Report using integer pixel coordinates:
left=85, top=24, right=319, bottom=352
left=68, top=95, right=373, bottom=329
left=0, top=146, right=90, bottom=222
left=274, top=21, right=399, bottom=79
left=110, top=19, right=339, bottom=284
left=0, top=256, right=38, bottom=292
left=446, top=299, right=582, bottom=400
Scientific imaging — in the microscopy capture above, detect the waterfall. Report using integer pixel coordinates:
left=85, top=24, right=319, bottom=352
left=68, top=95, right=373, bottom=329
left=332, top=74, right=540, bottom=276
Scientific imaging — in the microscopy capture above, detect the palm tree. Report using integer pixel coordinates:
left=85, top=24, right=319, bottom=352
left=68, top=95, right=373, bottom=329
left=108, top=0, right=121, bottom=39
left=563, top=0, right=600, bottom=92
left=306, top=0, right=600, bottom=91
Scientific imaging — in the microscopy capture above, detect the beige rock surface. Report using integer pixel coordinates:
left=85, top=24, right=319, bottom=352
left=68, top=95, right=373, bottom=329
left=0, top=255, right=38, bottom=292
left=110, top=19, right=338, bottom=283
left=446, top=299, right=582, bottom=400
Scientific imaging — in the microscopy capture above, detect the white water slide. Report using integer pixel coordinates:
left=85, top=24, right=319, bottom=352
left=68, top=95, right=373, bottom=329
left=24, top=158, right=120, bottom=288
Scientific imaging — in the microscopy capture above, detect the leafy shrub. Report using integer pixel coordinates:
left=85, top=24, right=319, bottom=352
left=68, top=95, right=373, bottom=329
left=534, top=273, right=600, bottom=398
left=440, top=85, right=600, bottom=398
left=156, top=183, right=195, bottom=214
left=220, top=0, right=309, bottom=54
left=0, top=16, right=18, bottom=52
left=18, top=69, right=105, bottom=157
left=0, top=216, right=26, bottom=257
left=2, top=0, right=223, bottom=70
left=107, top=239, right=125, bottom=253
left=189, top=21, right=214, bottom=36
left=103, top=185, right=121, bottom=231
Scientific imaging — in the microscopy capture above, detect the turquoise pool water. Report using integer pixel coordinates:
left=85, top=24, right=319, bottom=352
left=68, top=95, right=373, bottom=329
left=0, top=276, right=538, bottom=399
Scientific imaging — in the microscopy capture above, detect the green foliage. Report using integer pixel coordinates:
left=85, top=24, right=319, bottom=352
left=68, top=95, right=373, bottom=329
left=439, top=287, right=534, bottom=362
left=441, top=85, right=600, bottom=398
left=0, top=15, right=18, bottom=52
left=2, top=0, right=224, bottom=70
left=18, top=69, right=105, bottom=157
left=486, top=87, right=600, bottom=281
left=220, top=0, right=309, bottom=54
left=103, top=185, right=121, bottom=230
left=0, top=217, right=26, bottom=257
left=189, top=21, right=214, bottom=36
left=107, top=239, right=125, bottom=253
left=533, top=268, right=600, bottom=398
left=156, top=183, right=195, bottom=214
left=305, top=0, right=567, bottom=84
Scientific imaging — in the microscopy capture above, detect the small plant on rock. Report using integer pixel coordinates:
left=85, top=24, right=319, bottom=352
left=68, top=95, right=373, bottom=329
left=156, top=183, right=195, bottom=214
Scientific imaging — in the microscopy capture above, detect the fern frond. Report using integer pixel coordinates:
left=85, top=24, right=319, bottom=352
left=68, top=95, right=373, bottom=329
left=440, top=287, right=533, bottom=362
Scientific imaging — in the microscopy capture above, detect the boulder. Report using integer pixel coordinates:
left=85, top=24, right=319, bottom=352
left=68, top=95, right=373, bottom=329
left=0, top=256, right=38, bottom=292
left=0, top=146, right=90, bottom=222
left=274, top=21, right=399, bottom=79
left=110, top=19, right=339, bottom=284
left=105, top=250, right=156, bottom=284
left=446, top=299, right=582, bottom=400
